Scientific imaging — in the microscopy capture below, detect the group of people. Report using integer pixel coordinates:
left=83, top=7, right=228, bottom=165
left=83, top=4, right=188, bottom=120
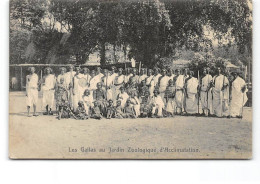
left=25, top=65, right=248, bottom=120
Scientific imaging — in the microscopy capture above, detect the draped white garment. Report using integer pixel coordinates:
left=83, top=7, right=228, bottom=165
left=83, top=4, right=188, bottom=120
left=26, top=73, right=38, bottom=107
left=186, top=77, right=198, bottom=114
left=230, top=77, right=248, bottom=117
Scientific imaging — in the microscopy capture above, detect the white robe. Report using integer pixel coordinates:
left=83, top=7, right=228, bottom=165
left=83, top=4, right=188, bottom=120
left=200, top=74, right=213, bottom=111
left=42, top=74, right=56, bottom=108
left=212, top=74, right=229, bottom=117
left=26, top=73, right=38, bottom=107
left=230, top=77, right=248, bottom=117
left=65, top=71, right=76, bottom=107
left=114, top=74, right=126, bottom=99
left=102, top=75, right=114, bottom=100
left=153, top=74, right=162, bottom=87
left=138, top=74, right=147, bottom=84
left=117, top=92, right=129, bottom=107
left=175, top=75, right=185, bottom=108
left=73, top=74, right=84, bottom=110
left=150, top=95, right=164, bottom=116
left=186, top=77, right=198, bottom=114
left=83, top=95, right=93, bottom=115
left=146, top=75, right=155, bottom=96
left=158, top=75, right=169, bottom=105
left=129, top=97, right=140, bottom=117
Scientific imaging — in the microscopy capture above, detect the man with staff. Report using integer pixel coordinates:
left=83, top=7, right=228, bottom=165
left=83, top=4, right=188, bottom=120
left=175, top=69, right=185, bottom=114
left=138, top=68, right=147, bottom=84
left=200, top=67, right=213, bottom=116
left=212, top=67, right=229, bottom=117
left=145, top=69, right=155, bottom=96
left=102, top=69, right=114, bottom=101
left=185, top=71, right=199, bottom=115
left=26, top=67, right=39, bottom=117
left=42, top=67, right=56, bottom=115
left=114, top=68, right=125, bottom=99
left=65, top=65, right=76, bottom=108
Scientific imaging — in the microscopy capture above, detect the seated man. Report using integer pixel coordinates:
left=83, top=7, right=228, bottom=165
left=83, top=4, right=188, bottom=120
left=123, top=99, right=136, bottom=118
left=115, top=100, right=124, bottom=119
left=106, top=99, right=115, bottom=119
left=150, top=89, right=164, bottom=118
left=117, top=86, right=129, bottom=108
left=140, top=90, right=152, bottom=118
left=75, top=101, right=88, bottom=120
left=128, top=91, right=141, bottom=117
left=82, top=89, right=93, bottom=116
left=91, top=101, right=103, bottom=120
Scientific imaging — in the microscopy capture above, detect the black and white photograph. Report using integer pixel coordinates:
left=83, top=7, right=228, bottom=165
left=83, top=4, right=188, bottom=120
left=9, top=0, right=252, bottom=159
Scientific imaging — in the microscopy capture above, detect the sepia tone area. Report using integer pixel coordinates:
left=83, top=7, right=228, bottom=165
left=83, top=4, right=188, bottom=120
left=9, top=92, right=252, bottom=159
left=9, top=0, right=252, bottom=159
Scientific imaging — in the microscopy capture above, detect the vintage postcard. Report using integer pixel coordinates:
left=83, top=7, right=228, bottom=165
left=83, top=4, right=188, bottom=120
left=9, top=0, right=252, bottom=159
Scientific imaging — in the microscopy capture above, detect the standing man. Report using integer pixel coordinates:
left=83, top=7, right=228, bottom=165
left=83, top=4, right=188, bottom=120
left=102, top=69, right=114, bottom=101
left=89, top=70, right=100, bottom=97
left=175, top=69, right=185, bottom=114
left=168, top=69, right=175, bottom=81
left=200, top=68, right=213, bottom=116
left=158, top=68, right=169, bottom=106
left=57, top=67, right=67, bottom=85
left=42, top=67, right=56, bottom=115
left=146, top=69, right=155, bottom=96
left=138, top=68, right=147, bottom=84
left=185, top=71, right=199, bottom=114
left=114, top=68, right=125, bottom=98
left=212, top=67, right=229, bottom=117
left=26, top=67, right=39, bottom=117
left=110, top=66, right=118, bottom=102
left=65, top=65, right=76, bottom=108
left=230, top=72, right=248, bottom=118
left=126, top=68, right=139, bottom=96
left=153, top=67, right=162, bottom=89
left=72, top=66, right=84, bottom=110
left=96, top=67, right=104, bottom=81
left=124, top=68, right=133, bottom=84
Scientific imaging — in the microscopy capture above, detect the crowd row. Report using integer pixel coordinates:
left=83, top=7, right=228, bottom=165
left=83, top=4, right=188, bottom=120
left=25, top=65, right=248, bottom=119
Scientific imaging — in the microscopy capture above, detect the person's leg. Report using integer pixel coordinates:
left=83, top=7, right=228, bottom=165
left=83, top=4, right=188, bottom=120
left=33, top=104, right=37, bottom=116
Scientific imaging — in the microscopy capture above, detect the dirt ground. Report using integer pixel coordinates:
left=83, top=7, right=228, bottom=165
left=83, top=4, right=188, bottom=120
left=9, top=91, right=252, bottom=159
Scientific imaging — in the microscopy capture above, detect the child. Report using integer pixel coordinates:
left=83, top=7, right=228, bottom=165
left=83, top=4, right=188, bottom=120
left=75, top=101, right=88, bottom=120
left=128, top=91, right=141, bottom=117
left=165, top=79, right=176, bottom=117
left=115, top=100, right=124, bottom=119
left=82, top=89, right=93, bottom=116
left=123, top=99, right=136, bottom=118
left=140, top=90, right=152, bottom=118
left=150, top=89, right=164, bottom=118
left=138, top=80, right=149, bottom=99
left=106, top=99, right=115, bottom=119
left=91, top=101, right=102, bottom=120
left=55, top=78, right=70, bottom=120
left=117, top=86, right=129, bottom=108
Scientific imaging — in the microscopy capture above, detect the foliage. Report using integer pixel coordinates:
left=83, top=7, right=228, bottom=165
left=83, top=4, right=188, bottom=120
left=10, top=0, right=252, bottom=67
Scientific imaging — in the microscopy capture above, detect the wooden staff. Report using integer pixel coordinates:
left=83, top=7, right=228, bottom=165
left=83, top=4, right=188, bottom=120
left=206, top=70, right=209, bottom=116
left=197, top=70, right=200, bottom=114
